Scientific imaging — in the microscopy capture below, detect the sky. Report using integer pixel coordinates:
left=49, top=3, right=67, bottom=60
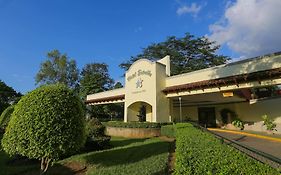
left=1, top=0, right=281, bottom=94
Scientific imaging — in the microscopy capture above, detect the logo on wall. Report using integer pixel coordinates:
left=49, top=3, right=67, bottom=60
left=136, top=78, right=143, bottom=88
left=127, top=69, right=152, bottom=82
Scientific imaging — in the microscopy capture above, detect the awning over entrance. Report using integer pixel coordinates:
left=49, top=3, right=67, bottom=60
left=86, top=88, right=125, bottom=105
left=171, top=91, right=247, bottom=107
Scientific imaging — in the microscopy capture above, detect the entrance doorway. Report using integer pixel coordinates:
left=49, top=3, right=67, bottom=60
left=198, top=107, right=216, bottom=128
left=127, top=101, right=153, bottom=122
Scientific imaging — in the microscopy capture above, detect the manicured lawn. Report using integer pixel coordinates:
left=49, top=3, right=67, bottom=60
left=62, top=137, right=170, bottom=175
left=0, top=135, right=170, bottom=175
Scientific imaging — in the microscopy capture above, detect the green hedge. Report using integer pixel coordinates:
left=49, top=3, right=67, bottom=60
left=0, top=105, right=15, bottom=129
left=104, top=121, right=172, bottom=128
left=161, top=124, right=175, bottom=138
left=174, top=123, right=280, bottom=175
left=84, top=118, right=111, bottom=151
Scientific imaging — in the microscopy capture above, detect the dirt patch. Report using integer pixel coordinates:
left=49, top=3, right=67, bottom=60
left=19, top=161, right=87, bottom=175
left=159, top=136, right=176, bottom=174
left=61, top=162, right=87, bottom=175
left=167, top=140, right=176, bottom=174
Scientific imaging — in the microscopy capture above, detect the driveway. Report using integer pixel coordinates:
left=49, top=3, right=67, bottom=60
left=209, top=129, right=281, bottom=159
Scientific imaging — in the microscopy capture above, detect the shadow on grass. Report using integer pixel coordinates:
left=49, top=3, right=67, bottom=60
left=82, top=140, right=169, bottom=167
left=110, top=138, right=147, bottom=148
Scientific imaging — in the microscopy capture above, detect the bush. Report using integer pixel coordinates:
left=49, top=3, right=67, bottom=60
left=0, top=105, right=14, bottom=130
left=232, top=118, right=244, bottom=130
left=262, top=115, right=277, bottom=131
left=84, top=118, right=110, bottom=150
left=86, top=118, right=106, bottom=137
left=174, top=123, right=279, bottom=175
left=160, top=124, right=175, bottom=138
left=104, top=121, right=171, bottom=128
left=1, top=84, right=86, bottom=173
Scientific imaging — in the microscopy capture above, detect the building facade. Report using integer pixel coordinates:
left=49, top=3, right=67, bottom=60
left=86, top=53, right=281, bottom=133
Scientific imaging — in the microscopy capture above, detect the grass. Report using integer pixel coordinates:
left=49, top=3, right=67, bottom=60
left=62, top=137, right=170, bottom=175
left=0, top=134, right=170, bottom=175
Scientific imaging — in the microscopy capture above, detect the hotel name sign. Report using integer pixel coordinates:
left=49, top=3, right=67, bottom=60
left=127, top=69, right=152, bottom=82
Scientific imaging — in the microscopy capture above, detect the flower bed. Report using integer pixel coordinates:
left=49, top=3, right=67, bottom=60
left=174, top=123, right=280, bottom=175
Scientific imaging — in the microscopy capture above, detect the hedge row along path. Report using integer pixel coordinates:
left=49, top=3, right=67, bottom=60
left=209, top=129, right=281, bottom=169
left=174, top=123, right=280, bottom=175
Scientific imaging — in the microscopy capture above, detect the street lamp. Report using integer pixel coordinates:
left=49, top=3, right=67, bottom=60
left=179, top=96, right=182, bottom=122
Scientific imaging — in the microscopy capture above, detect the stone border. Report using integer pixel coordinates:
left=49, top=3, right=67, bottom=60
left=105, top=126, right=161, bottom=138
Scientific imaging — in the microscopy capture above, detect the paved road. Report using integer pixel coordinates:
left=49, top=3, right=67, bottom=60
left=211, top=131, right=281, bottom=159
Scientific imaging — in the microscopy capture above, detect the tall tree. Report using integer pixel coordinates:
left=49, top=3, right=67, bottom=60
left=120, top=33, right=230, bottom=75
left=35, top=50, right=79, bottom=89
left=0, top=80, right=21, bottom=114
left=79, top=63, right=114, bottom=100
left=80, top=63, right=114, bottom=119
left=104, top=82, right=124, bottom=120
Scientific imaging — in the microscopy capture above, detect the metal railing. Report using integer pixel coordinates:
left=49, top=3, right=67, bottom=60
left=193, top=123, right=281, bottom=169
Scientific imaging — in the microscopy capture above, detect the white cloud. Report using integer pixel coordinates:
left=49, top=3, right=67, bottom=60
left=209, top=0, right=281, bottom=57
left=176, top=3, right=202, bottom=17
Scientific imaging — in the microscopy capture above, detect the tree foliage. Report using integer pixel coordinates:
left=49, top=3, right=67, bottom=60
left=0, top=80, right=21, bottom=114
left=80, top=63, right=116, bottom=119
left=103, top=82, right=124, bottom=119
left=79, top=63, right=114, bottom=100
left=120, top=33, right=229, bottom=75
left=35, top=50, right=79, bottom=89
left=1, top=84, right=86, bottom=173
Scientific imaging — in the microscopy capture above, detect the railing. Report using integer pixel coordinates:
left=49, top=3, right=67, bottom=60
left=193, top=123, right=281, bottom=169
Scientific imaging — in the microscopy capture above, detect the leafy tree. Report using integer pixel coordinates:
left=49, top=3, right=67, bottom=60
left=104, top=82, right=124, bottom=120
left=113, top=81, right=123, bottom=89
left=79, top=63, right=114, bottom=100
left=0, top=80, right=21, bottom=114
left=1, top=84, right=86, bottom=174
left=120, top=33, right=229, bottom=75
left=80, top=63, right=114, bottom=119
left=35, top=50, right=79, bottom=89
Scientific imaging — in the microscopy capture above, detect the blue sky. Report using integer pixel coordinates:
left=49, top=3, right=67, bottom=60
left=1, top=0, right=281, bottom=93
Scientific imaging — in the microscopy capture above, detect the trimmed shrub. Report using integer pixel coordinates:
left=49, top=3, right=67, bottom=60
left=232, top=118, right=244, bottom=130
left=1, top=84, right=86, bottom=173
left=104, top=121, right=171, bottom=128
left=262, top=114, right=277, bottom=131
left=0, top=105, right=14, bottom=130
left=160, top=124, right=175, bottom=138
left=174, top=123, right=279, bottom=175
left=84, top=118, right=110, bottom=150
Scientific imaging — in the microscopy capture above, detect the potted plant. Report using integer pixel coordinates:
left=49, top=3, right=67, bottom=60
left=262, top=115, right=277, bottom=134
left=232, top=118, right=244, bottom=130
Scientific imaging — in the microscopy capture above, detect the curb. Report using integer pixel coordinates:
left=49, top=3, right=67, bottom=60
left=208, top=128, right=281, bottom=143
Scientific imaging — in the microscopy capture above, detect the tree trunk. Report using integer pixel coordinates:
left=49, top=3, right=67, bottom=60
left=40, top=157, right=51, bottom=175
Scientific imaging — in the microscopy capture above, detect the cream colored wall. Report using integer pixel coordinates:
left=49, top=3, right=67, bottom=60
left=155, top=63, right=170, bottom=122
left=172, top=106, right=198, bottom=122
left=124, top=59, right=157, bottom=122
left=172, top=99, right=281, bottom=133
left=234, top=98, right=281, bottom=123
left=166, top=54, right=281, bottom=87
left=124, top=58, right=170, bottom=122
left=86, top=88, right=125, bottom=101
